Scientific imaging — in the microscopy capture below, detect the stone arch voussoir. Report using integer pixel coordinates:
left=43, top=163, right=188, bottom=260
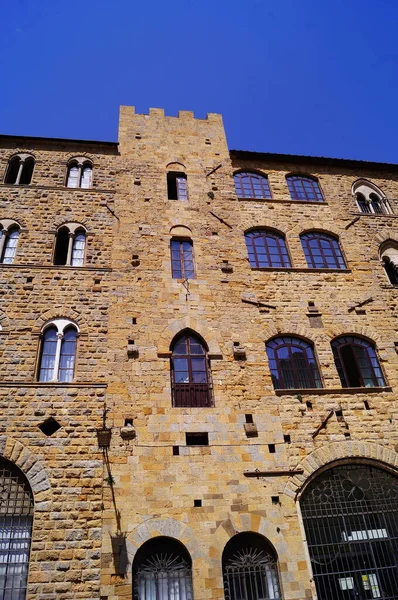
left=374, top=230, right=398, bottom=247
left=324, top=322, right=385, bottom=349
left=35, top=308, right=86, bottom=332
left=258, top=322, right=323, bottom=345
left=157, top=316, right=222, bottom=356
left=0, top=436, right=51, bottom=497
left=284, top=441, right=398, bottom=499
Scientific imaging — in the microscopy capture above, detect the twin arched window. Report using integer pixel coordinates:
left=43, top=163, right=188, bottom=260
left=245, top=230, right=291, bottom=268
left=66, top=160, right=93, bottom=188
left=170, top=332, right=212, bottom=407
left=353, top=180, right=392, bottom=215
left=4, top=155, right=34, bottom=185
left=266, top=335, right=385, bottom=390
left=38, top=320, right=78, bottom=383
left=245, top=230, right=345, bottom=270
left=54, top=224, right=86, bottom=267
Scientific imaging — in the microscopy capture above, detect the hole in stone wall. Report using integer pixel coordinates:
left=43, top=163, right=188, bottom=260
left=268, top=444, right=276, bottom=453
left=245, top=414, right=253, bottom=423
left=132, top=317, right=137, bottom=324
left=39, top=417, right=61, bottom=437
left=194, top=499, right=202, bottom=507
left=186, top=433, right=209, bottom=446
left=172, top=446, right=179, bottom=456
left=306, top=401, right=313, bottom=411
left=271, top=496, right=280, bottom=505
left=364, top=400, right=370, bottom=410
left=335, top=410, right=344, bottom=422
left=283, top=434, right=291, bottom=444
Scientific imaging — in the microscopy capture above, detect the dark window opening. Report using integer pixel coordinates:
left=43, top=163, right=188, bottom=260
left=54, top=228, right=69, bottom=265
left=38, top=417, right=61, bottom=436
left=170, top=332, right=213, bottom=407
left=167, top=172, right=188, bottom=200
left=4, top=157, right=20, bottom=184
left=245, top=414, right=253, bottom=423
left=332, top=336, right=386, bottom=388
left=266, top=336, right=322, bottom=390
left=186, top=432, right=209, bottom=446
left=19, top=158, right=34, bottom=185
left=172, top=446, right=179, bottom=456
left=383, top=257, right=398, bottom=284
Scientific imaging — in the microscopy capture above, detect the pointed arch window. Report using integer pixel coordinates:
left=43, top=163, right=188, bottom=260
left=170, top=332, right=212, bottom=407
left=0, top=458, right=33, bottom=600
left=0, top=223, right=20, bottom=264
left=286, top=175, right=324, bottom=202
left=245, top=230, right=291, bottom=268
left=234, top=172, right=272, bottom=199
left=300, top=232, right=346, bottom=269
left=66, top=160, right=93, bottom=188
left=331, top=335, right=386, bottom=388
left=38, top=320, right=78, bottom=382
left=353, top=180, right=392, bottom=215
left=223, top=532, right=281, bottom=600
left=54, top=224, right=86, bottom=267
left=133, top=537, right=193, bottom=600
left=266, top=336, right=322, bottom=390
left=300, top=463, right=398, bottom=600
left=4, top=155, right=34, bottom=185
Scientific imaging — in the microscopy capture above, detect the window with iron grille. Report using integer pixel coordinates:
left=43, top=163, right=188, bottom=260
left=266, top=336, right=322, bottom=390
left=286, top=175, right=324, bottom=202
left=167, top=172, right=188, bottom=200
left=300, top=232, right=346, bottom=269
left=234, top=172, right=272, bottom=199
left=222, top=532, right=281, bottom=600
left=331, top=335, right=386, bottom=388
left=133, top=537, right=193, bottom=600
left=300, top=463, right=398, bottom=600
left=245, top=230, right=291, bottom=268
left=0, top=458, right=33, bottom=600
left=4, top=155, right=34, bottom=186
left=170, top=332, right=212, bottom=407
left=38, top=319, right=78, bottom=383
left=170, top=240, right=195, bottom=279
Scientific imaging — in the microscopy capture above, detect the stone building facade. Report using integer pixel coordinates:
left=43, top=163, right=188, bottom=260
left=1, top=106, right=398, bottom=600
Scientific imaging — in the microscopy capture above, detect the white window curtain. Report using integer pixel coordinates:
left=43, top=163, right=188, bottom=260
left=67, top=165, right=79, bottom=188
left=71, top=232, right=86, bottom=267
left=2, top=229, right=19, bottom=264
left=80, top=166, right=92, bottom=189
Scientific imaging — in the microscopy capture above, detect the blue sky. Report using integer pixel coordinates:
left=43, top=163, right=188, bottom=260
left=1, top=0, right=397, bottom=161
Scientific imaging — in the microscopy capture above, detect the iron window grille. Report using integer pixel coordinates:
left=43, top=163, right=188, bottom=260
left=300, top=232, right=346, bottom=269
left=245, top=231, right=291, bottom=268
left=300, top=463, right=398, bottom=600
left=266, top=336, right=322, bottom=390
left=234, top=172, right=272, bottom=199
left=133, top=537, right=193, bottom=600
left=0, top=459, right=33, bottom=600
left=170, top=240, right=195, bottom=279
left=331, top=336, right=386, bottom=388
left=286, top=175, right=324, bottom=202
left=223, top=532, right=281, bottom=600
left=170, top=333, right=213, bottom=407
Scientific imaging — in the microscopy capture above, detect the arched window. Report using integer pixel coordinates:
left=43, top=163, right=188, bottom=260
left=0, top=222, right=20, bottom=264
left=234, top=172, right=272, bottom=199
left=380, top=241, right=398, bottom=284
left=353, top=179, right=392, bottom=215
left=170, top=332, right=212, bottom=407
left=266, top=336, right=322, bottom=390
left=300, top=232, right=346, bottom=269
left=66, top=159, right=93, bottom=188
left=245, top=230, right=291, bottom=268
left=0, top=458, right=33, bottom=600
left=166, top=172, right=188, bottom=200
left=4, top=155, right=34, bottom=185
left=300, top=463, right=398, bottom=600
left=223, top=532, right=281, bottom=600
left=38, top=320, right=78, bottom=382
left=170, top=239, right=195, bottom=279
left=286, top=175, right=324, bottom=202
left=331, top=335, right=386, bottom=388
left=133, top=537, right=193, bottom=600
left=53, top=224, right=86, bottom=267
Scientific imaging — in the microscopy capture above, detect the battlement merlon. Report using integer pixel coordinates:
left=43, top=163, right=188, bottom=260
left=117, top=105, right=226, bottom=153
